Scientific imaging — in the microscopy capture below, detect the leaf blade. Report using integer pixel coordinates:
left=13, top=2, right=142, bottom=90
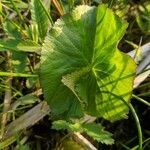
left=0, top=39, right=41, bottom=52
left=40, top=5, right=136, bottom=121
left=31, top=0, right=51, bottom=40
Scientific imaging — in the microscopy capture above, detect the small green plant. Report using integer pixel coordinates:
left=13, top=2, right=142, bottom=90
left=1, top=0, right=149, bottom=149
left=40, top=4, right=136, bottom=145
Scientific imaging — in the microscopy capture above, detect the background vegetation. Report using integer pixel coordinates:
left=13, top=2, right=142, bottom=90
left=0, top=0, right=149, bottom=149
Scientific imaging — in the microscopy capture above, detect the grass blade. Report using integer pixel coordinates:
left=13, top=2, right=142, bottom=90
left=0, top=72, right=38, bottom=78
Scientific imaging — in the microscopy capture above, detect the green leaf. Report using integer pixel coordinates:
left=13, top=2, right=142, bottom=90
left=26, top=77, right=38, bottom=88
left=136, top=2, right=150, bottom=34
left=40, top=5, right=136, bottom=121
left=27, top=24, right=39, bottom=43
left=14, top=93, right=39, bottom=108
left=2, top=0, right=28, bottom=9
left=0, top=39, right=41, bottom=52
left=12, top=52, right=28, bottom=73
left=31, top=0, right=51, bottom=41
left=0, top=71, right=38, bottom=78
left=52, top=120, right=81, bottom=132
left=82, top=123, right=114, bottom=144
left=52, top=120, right=70, bottom=130
left=52, top=120, right=114, bottom=144
left=3, top=21, right=21, bottom=38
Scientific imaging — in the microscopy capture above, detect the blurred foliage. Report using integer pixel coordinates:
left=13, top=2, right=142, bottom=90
left=136, top=1, right=150, bottom=34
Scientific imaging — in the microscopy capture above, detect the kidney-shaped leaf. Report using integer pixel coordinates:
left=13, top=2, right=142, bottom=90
left=40, top=5, right=136, bottom=121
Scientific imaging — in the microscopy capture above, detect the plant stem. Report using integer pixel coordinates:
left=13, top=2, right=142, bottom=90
left=129, top=104, right=142, bottom=150
left=136, top=82, right=150, bottom=89
left=131, top=138, right=150, bottom=150
left=0, top=11, right=28, bottom=37
left=132, top=94, right=150, bottom=107
left=52, top=0, right=64, bottom=16
left=0, top=52, right=12, bottom=139
left=9, top=0, right=24, bottom=24
left=108, top=0, right=114, bottom=8
left=0, top=78, right=12, bottom=138
left=0, top=72, right=38, bottom=78
left=73, top=132, right=97, bottom=150
left=101, top=91, right=143, bottom=150
left=118, top=142, right=131, bottom=150
left=137, top=92, right=150, bottom=97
